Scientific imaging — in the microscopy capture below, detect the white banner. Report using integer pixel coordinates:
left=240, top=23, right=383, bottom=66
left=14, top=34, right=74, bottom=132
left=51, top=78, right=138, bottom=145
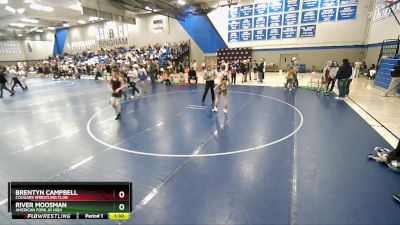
left=373, top=0, right=400, bottom=21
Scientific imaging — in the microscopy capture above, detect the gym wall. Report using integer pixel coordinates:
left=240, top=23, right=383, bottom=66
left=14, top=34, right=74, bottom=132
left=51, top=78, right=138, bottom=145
left=65, top=15, right=204, bottom=64
left=207, top=0, right=371, bottom=69
left=364, top=7, right=400, bottom=66
left=0, top=39, right=53, bottom=63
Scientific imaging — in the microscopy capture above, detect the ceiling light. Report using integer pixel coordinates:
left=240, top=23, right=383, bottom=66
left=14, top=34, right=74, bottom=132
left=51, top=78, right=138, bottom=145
left=17, top=8, right=25, bottom=14
left=63, top=23, right=69, bottom=27
left=29, top=27, right=38, bottom=32
left=18, top=34, right=22, bottom=37
left=68, top=4, right=82, bottom=11
left=21, top=18, right=39, bottom=23
left=77, top=20, right=86, bottom=24
left=0, top=0, right=8, bottom=4
left=145, top=6, right=152, bottom=11
left=36, top=29, right=43, bottom=32
left=5, top=5, right=15, bottom=13
left=47, top=26, right=55, bottom=30
left=9, top=23, right=25, bottom=28
left=30, top=3, right=53, bottom=12
left=177, top=0, right=186, bottom=5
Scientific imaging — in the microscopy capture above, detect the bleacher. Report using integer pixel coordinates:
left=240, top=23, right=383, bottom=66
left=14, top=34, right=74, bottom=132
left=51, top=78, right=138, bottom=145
left=374, top=54, right=400, bottom=93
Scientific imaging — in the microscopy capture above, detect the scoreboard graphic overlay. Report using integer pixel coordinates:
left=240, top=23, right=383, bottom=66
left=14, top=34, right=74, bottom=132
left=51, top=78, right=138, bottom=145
left=8, top=182, right=132, bottom=220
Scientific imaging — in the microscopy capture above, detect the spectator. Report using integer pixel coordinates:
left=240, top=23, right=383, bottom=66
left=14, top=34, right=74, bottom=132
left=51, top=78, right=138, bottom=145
left=383, top=60, right=400, bottom=97
left=326, top=61, right=338, bottom=93
left=335, top=58, right=352, bottom=100
left=367, top=64, right=377, bottom=80
left=257, top=59, right=265, bottom=83
left=188, top=67, right=197, bottom=84
left=0, top=66, right=14, bottom=98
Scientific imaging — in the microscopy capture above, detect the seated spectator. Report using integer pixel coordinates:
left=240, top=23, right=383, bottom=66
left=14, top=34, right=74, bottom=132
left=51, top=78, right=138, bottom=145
left=188, top=67, right=197, bottom=84
left=367, top=64, right=377, bottom=80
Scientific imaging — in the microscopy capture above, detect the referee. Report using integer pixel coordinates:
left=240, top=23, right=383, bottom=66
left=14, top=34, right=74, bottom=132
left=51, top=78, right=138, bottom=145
left=202, top=64, right=217, bottom=107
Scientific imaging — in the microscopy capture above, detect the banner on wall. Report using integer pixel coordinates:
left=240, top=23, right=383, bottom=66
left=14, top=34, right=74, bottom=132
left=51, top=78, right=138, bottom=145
left=0, top=41, right=22, bottom=54
left=301, top=10, right=318, bottom=23
left=254, top=16, right=267, bottom=28
left=66, top=40, right=96, bottom=51
left=229, top=7, right=240, bottom=18
left=320, top=0, right=338, bottom=8
left=300, top=25, right=316, bottom=37
left=254, top=3, right=268, bottom=15
left=152, top=19, right=164, bottom=33
left=319, top=8, right=337, bottom=22
left=253, top=29, right=267, bottom=40
left=284, top=12, right=299, bottom=26
left=285, top=0, right=300, bottom=12
left=338, top=5, right=357, bottom=20
left=240, top=30, right=252, bottom=41
left=240, top=5, right=254, bottom=17
left=240, top=18, right=253, bottom=29
left=267, top=28, right=282, bottom=40
left=228, top=19, right=240, bottom=30
left=228, top=32, right=240, bottom=42
left=339, top=0, right=358, bottom=6
left=373, top=0, right=400, bottom=21
left=269, top=0, right=284, bottom=13
left=282, top=26, right=298, bottom=38
left=268, top=14, right=283, bottom=27
left=302, top=0, right=319, bottom=9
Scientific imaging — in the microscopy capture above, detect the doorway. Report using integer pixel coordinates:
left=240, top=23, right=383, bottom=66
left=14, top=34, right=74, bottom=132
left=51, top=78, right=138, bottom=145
left=279, top=54, right=297, bottom=71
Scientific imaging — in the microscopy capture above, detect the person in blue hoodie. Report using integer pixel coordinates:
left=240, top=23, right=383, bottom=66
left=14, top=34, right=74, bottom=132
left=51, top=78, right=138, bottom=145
left=335, top=58, right=352, bottom=100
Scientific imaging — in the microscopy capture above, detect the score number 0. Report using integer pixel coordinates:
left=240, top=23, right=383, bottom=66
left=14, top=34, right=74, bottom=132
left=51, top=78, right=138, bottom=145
left=118, top=191, right=125, bottom=211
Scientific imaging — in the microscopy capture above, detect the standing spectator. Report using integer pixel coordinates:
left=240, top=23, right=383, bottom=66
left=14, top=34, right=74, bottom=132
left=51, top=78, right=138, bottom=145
left=354, top=59, right=362, bottom=78
left=252, top=60, right=258, bottom=80
left=257, top=59, right=265, bottom=83
left=383, top=60, right=400, bottom=97
left=138, top=64, right=148, bottom=93
left=335, top=58, right=352, bottom=100
left=326, top=61, right=338, bottom=93
left=230, top=61, right=237, bottom=85
left=0, top=66, right=14, bottom=98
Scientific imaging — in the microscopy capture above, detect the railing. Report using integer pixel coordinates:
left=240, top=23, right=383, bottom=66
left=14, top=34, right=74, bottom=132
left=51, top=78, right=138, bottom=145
left=377, top=36, right=400, bottom=66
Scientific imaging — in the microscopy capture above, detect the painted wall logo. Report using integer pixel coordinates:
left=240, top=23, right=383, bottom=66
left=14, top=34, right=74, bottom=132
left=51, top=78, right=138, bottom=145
left=373, top=0, right=400, bottom=21
left=98, top=37, right=128, bottom=48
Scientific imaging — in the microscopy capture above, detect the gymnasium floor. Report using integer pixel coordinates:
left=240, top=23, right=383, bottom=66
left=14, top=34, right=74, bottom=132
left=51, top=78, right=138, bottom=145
left=0, top=78, right=399, bottom=225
